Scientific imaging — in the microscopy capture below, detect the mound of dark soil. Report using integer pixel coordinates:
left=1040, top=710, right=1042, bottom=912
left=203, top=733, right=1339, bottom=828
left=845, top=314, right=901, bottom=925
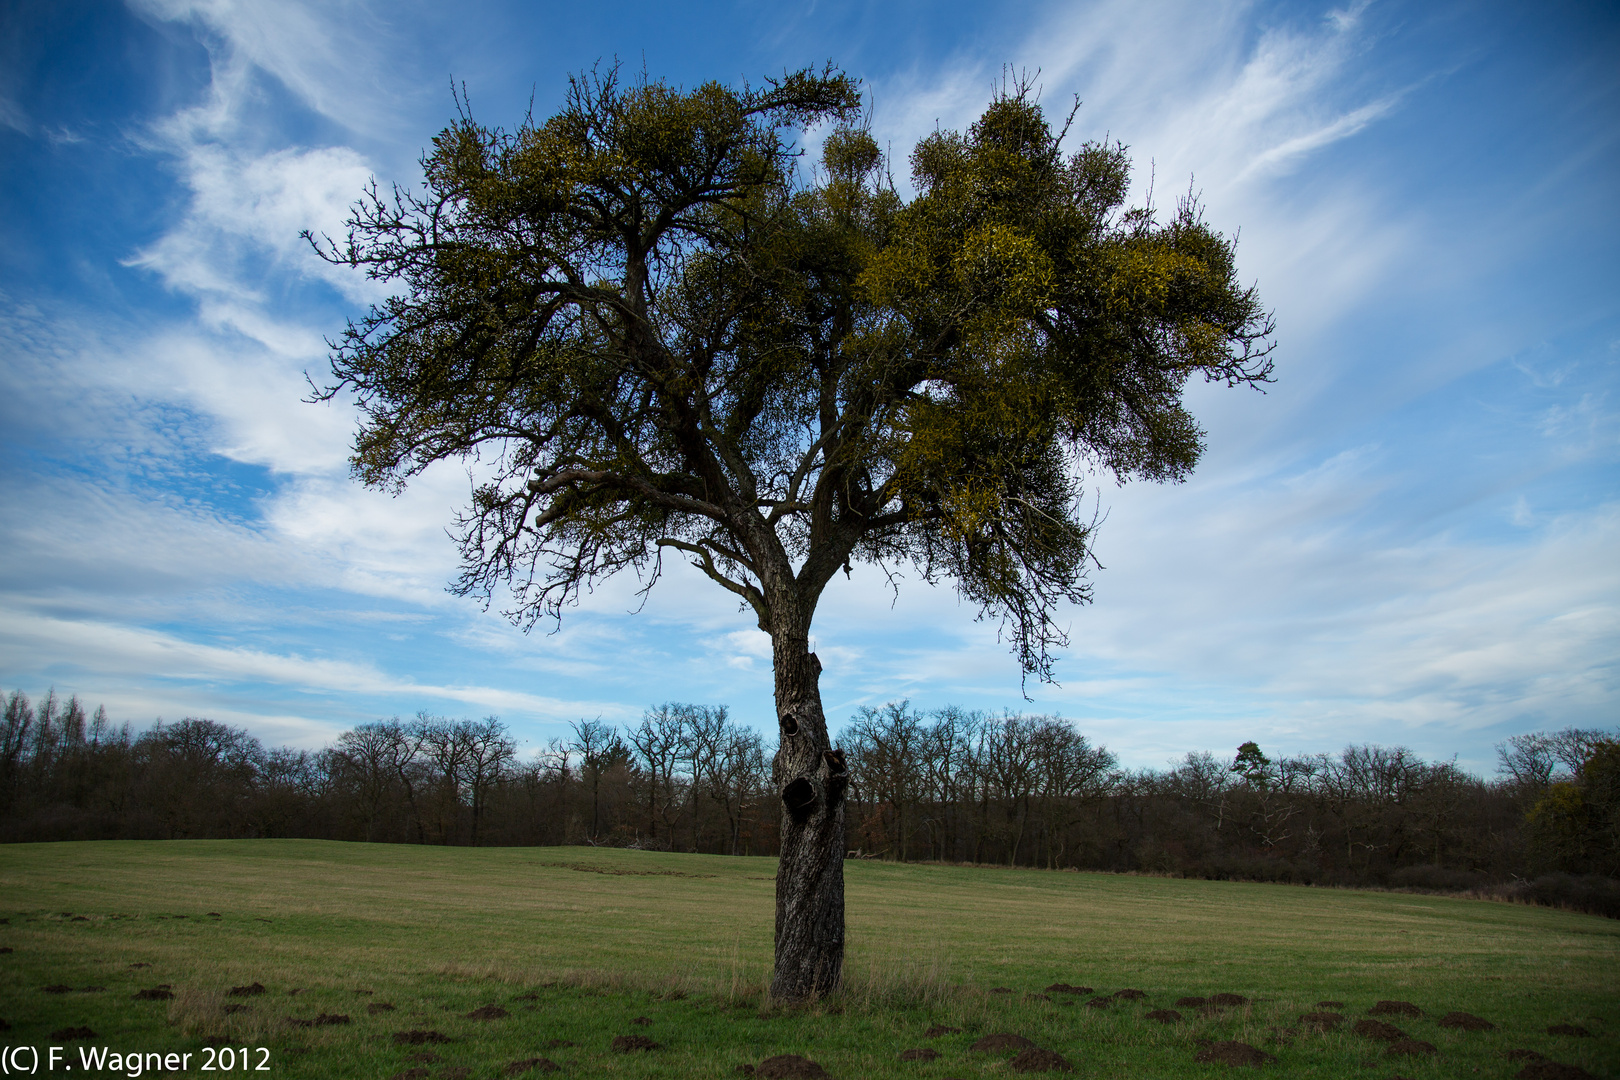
left=756, top=1054, right=829, bottom=1079
left=404, top=1052, right=442, bottom=1064
left=1024, top=992, right=1051, bottom=1002
left=0, top=1020, right=10, bottom=1032
left=1112, top=988, right=1146, bottom=1000
left=513, top=992, right=542, bottom=1001
left=134, top=986, right=173, bottom=1000
left=1044, top=983, right=1090, bottom=995
left=223, top=1004, right=250, bottom=1015
left=1386, top=1039, right=1438, bottom=1058
left=1008, top=1047, right=1073, bottom=1072
left=989, top=987, right=1013, bottom=994
left=899, top=1048, right=939, bottom=1061
left=393, top=1030, right=452, bottom=1045
left=71, top=916, right=88, bottom=921
left=0, top=947, right=12, bottom=954
left=1146, top=1009, right=1182, bottom=1024
left=129, top=962, right=150, bottom=968
left=465, top=1005, right=508, bottom=1020
left=1516, top=1065, right=1597, bottom=1080
left=924, top=1025, right=962, bottom=1037
left=1353, top=1019, right=1407, bottom=1042
left=1298, top=1011, right=1343, bottom=1028
left=1546, top=1024, right=1593, bottom=1037
left=972, top=1033, right=1036, bottom=1052
left=1193, top=1041, right=1275, bottom=1066
left=1369, top=1000, right=1423, bottom=1017
left=1438, top=1011, right=1494, bottom=1031
left=207, top=912, right=221, bottom=917
left=41, top=984, right=73, bottom=993
left=1315, top=1000, right=1344, bottom=1008
left=228, top=983, right=266, bottom=997
left=1208, top=993, right=1249, bottom=1008
left=368, top=1002, right=395, bottom=1015
left=1085, top=997, right=1112, bottom=1009
left=542, top=1039, right=576, bottom=1050
left=1175, top=996, right=1207, bottom=1008
left=503, top=1059, right=559, bottom=1075
left=316, top=1013, right=349, bottom=1025
left=51, top=1028, right=96, bottom=1041
left=611, top=1035, right=660, bottom=1052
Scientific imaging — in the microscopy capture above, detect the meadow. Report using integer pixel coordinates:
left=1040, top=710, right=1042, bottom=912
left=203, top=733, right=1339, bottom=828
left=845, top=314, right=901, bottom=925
left=1, top=841, right=1614, bottom=1078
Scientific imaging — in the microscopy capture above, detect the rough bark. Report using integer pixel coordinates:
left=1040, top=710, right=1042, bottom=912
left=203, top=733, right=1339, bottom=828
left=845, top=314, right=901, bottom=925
left=770, top=639, right=847, bottom=1001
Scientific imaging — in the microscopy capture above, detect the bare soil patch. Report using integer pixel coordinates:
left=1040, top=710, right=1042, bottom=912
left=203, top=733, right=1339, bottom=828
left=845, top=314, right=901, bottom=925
left=924, top=1025, right=961, bottom=1038
left=1297, top=1011, right=1344, bottom=1031
left=133, top=987, right=173, bottom=1000
left=1146, top=1009, right=1182, bottom=1024
left=989, top=987, right=1013, bottom=994
left=1546, top=1024, right=1593, bottom=1037
left=1112, top=988, right=1146, bottom=1000
left=1516, top=1065, right=1597, bottom=1080
left=1044, top=983, right=1090, bottom=995
left=223, top=1004, right=250, bottom=1015
left=1193, top=1041, right=1275, bottom=1067
left=465, top=1005, right=508, bottom=1020
left=1352, top=1019, right=1407, bottom=1042
left=899, top=1048, right=939, bottom=1061
left=287, top=1013, right=349, bottom=1028
left=972, top=1033, right=1037, bottom=1053
left=1385, top=1039, right=1438, bottom=1058
left=1369, top=1000, right=1423, bottom=1017
left=50, top=1027, right=96, bottom=1041
left=1438, top=1012, right=1494, bottom=1031
left=611, top=1035, right=660, bottom=1052
left=1175, top=996, right=1207, bottom=1008
left=368, top=1002, right=395, bottom=1015
left=393, top=1030, right=452, bottom=1045
left=503, top=1059, right=559, bottom=1075
left=228, top=983, right=266, bottom=997
left=1085, top=997, right=1112, bottom=1009
left=128, top=962, right=150, bottom=968
left=1008, top=1047, right=1073, bottom=1072
left=756, top=1054, right=829, bottom=1079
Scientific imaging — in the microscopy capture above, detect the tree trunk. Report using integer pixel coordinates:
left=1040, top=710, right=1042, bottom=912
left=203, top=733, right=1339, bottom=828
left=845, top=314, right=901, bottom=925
left=770, top=641, right=847, bottom=1001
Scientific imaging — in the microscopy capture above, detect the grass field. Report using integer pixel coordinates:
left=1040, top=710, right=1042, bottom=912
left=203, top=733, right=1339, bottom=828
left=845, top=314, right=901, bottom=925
left=1, top=841, right=1614, bottom=1078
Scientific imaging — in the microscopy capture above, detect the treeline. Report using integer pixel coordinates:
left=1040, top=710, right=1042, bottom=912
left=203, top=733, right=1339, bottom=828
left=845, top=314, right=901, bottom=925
left=3, top=688, right=1615, bottom=900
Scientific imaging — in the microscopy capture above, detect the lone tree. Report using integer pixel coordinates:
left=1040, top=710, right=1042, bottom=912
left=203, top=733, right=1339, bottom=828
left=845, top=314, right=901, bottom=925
left=312, top=64, right=1273, bottom=999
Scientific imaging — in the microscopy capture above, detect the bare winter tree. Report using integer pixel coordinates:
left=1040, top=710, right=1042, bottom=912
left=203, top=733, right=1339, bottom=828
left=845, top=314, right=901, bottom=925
left=312, top=65, right=1273, bottom=997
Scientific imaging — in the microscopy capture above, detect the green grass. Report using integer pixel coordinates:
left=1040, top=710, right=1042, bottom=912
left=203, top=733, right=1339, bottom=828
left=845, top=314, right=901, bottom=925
left=1, top=840, right=1614, bottom=1078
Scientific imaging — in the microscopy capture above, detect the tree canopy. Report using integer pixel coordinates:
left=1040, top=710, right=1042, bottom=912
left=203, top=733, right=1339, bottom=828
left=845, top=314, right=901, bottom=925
left=313, top=64, right=1273, bottom=681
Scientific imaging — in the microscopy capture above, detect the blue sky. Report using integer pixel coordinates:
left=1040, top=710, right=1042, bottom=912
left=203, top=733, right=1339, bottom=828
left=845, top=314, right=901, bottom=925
left=1, top=0, right=1615, bottom=773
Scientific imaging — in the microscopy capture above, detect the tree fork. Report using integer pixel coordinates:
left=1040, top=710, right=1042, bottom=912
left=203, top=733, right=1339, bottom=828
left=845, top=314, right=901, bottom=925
left=770, top=644, right=847, bottom=1001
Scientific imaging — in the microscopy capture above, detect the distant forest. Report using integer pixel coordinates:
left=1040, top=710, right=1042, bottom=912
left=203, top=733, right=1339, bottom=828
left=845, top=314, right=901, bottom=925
left=3, top=688, right=1615, bottom=912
